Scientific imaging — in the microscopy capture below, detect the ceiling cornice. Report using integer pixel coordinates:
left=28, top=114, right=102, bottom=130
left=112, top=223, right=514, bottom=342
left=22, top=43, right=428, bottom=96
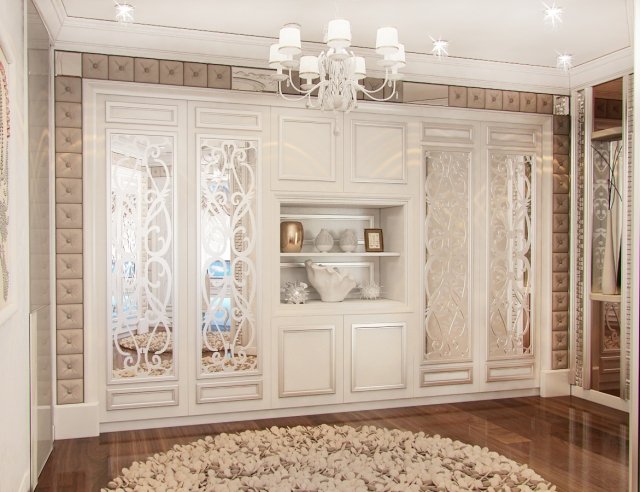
left=569, top=47, right=633, bottom=90
left=35, top=0, right=629, bottom=95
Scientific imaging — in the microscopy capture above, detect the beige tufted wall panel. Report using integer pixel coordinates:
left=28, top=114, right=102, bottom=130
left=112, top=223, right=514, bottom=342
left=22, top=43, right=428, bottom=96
left=55, top=75, right=84, bottom=404
left=551, top=114, right=570, bottom=369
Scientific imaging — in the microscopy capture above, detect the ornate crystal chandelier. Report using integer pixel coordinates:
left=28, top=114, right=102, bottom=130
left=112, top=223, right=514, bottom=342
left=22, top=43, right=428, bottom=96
left=269, top=20, right=405, bottom=112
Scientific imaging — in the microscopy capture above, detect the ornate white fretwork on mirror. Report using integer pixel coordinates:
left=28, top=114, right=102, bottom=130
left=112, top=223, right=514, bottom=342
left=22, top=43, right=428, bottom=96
left=0, top=60, right=9, bottom=307
left=110, top=134, right=176, bottom=379
left=488, top=154, right=534, bottom=358
left=198, top=137, right=257, bottom=375
left=424, top=150, right=470, bottom=362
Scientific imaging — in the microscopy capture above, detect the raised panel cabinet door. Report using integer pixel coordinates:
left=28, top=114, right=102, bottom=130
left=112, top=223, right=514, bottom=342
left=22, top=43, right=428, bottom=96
left=344, top=112, right=418, bottom=195
left=270, top=107, right=343, bottom=192
left=273, top=316, right=343, bottom=408
left=344, top=314, right=411, bottom=403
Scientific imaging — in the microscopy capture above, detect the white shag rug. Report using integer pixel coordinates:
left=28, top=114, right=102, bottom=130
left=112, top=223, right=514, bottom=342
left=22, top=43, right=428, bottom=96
left=103, top=424, right=555, bottom=492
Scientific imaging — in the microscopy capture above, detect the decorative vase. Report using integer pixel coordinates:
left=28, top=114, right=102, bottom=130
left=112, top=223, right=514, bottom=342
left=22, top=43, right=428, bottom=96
left=304, top=260, right=357, bottom=302
left=314, top=228, right=334, bottom=252
left=280, top=221, right=304, bottom=253
left=601, top=210, right=617, bottom=294
left=339, top=229, right=358, bottom=252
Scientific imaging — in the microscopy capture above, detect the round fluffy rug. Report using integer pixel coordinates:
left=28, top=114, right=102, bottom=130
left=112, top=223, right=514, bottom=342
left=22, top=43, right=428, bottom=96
left=103, top=424, right=555, bottom=491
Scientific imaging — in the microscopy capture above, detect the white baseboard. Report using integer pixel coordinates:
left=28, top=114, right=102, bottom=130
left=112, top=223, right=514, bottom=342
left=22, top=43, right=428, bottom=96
left=540, top=369, right=570, bottom=397
left=571, top=386, right=630, bottom=412
left=54, top=401, right=100, bottom=439
left=19, top=471, right=30, bottom=492
left=100, top=387, right=539, bottom=433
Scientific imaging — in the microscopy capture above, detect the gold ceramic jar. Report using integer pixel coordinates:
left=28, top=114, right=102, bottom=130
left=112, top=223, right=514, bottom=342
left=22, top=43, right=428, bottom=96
left=280, top=221, right=304, bottom=253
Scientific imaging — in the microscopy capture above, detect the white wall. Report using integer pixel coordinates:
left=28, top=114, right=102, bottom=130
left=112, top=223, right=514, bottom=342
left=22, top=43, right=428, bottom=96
left=0, top=0, right=33, bottom=490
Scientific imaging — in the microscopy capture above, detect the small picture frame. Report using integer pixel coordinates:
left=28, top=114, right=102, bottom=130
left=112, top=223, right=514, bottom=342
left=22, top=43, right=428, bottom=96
left=364, top=228, right=384, bottom=252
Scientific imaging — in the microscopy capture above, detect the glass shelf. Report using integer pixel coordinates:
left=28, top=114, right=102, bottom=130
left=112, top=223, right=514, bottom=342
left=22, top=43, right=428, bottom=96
left=280, top=251, right=400, bottom=257
left=590, top=292, right=621, bottom=303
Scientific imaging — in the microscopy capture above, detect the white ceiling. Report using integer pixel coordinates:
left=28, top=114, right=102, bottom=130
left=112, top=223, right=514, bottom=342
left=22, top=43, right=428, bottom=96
left=58, top=0, right=632, bottom=68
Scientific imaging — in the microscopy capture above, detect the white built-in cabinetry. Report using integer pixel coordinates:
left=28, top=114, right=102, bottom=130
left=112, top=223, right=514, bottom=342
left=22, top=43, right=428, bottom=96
left=84, top=81, right=552, bottom=430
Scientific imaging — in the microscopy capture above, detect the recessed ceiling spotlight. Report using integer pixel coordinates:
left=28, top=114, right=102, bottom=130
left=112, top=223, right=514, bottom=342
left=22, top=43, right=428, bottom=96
left=556, top=53, right=572, bottom=72
left=431, top=38, right=449, bottom=60
left=543, top=2, right=563, bottom=28
left=114, top=1, right=135, bottom=24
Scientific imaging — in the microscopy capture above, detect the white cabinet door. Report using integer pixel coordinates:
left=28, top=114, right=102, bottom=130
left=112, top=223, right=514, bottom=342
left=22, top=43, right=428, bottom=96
left=343, top=112, right=418, bottom=194
left=270, top=107, right=343, bottom=192
left=273, top=315, right=343, bottom=408
left=344, top=314, right=411, bottom=402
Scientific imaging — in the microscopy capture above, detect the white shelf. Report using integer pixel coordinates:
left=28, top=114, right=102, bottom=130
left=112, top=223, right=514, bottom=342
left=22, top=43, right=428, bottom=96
left=590, top=292, right=621, bottom=303
left=277, top=298, right=410, bottom=316
left=591, top=126, right=622, bottom=141
left=280, top=251, right=400, bottom=257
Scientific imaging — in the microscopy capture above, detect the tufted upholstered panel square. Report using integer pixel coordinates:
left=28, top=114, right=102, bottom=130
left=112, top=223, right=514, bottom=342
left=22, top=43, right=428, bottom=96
left=56, top=128, right=82, bottom=153
left=160, top=60, right=184, bottom=85
left=56, top=178, right=83, bottom=204
left=56, top=229, right=83, bottom=254
left=56, top=204, right=82, bottom=229
left=82, top=53, right=109, bottom=79
left=57, top=354, right=84, bottom=380
left=56, top=279, right=83, bottom=304
left=536, top=94, right=553, bottom=114
left=184, top=62, right=208, bottom=87
left=55, top=76, right=82, bottom=103
left=485, top=89, right=503, bottom=110
left=56, top=153, right=82, bottom=179
left=56, top=254, right=83, bottom=279
left=57, top=329, right=84, bottom=355
left=502, top=91, right=520, bottom=111
left=519, top=92, right=537, bottom=113
left=108, top=56, right=134, bottom=81
left=57, top=379, right=83, bottom=404
left=56, top=304, right=83, bottom=330
left=448, top=86, right=467, bottom=107
left=134, top=58, right=160, bottom=83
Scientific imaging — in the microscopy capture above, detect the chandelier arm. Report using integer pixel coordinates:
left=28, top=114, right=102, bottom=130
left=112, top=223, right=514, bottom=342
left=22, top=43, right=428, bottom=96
left=357, top=80, right=399, bottom=102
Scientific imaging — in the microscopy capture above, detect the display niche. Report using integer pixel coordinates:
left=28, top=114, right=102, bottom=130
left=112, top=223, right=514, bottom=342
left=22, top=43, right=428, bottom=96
left=278, top=201, right=407, bottom=313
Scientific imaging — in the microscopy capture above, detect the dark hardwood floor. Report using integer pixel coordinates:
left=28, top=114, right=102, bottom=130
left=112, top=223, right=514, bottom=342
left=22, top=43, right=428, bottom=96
left=36, top=396, right=629, bottom=491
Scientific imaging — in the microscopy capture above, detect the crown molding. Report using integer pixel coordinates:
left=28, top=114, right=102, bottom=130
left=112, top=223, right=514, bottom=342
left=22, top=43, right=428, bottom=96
left=35, top=0, right=574, bottom=94
left=569, top=47, right=633, bottom=90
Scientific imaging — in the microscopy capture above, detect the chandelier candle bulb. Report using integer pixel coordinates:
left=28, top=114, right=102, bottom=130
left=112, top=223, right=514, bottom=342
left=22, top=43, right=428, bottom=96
left=299, top=55, right=320, bottom=79
left=327, top=19, right=352, bottom=49
left=376, top=27, right=399, bottom=55
left=353, top=57, right=366, bottom=80
left=278, top=25, right=302, bottom=55
left=269, top=44, right=288, bottom=68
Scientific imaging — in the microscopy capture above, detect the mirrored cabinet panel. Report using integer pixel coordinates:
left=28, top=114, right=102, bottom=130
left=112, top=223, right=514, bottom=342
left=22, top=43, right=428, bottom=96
left=572, top=75, right=632, bottom=402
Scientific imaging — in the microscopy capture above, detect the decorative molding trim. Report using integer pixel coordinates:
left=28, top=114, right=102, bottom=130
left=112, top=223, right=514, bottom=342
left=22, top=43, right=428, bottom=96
left=33, top=0, right=576, bottom=94
left=196, top=380, right=263, bottom=404
left=420, top=366, right=473, bottom=387
left=569, top=47, right=633, bottom=91
left=107, top=385, right=180, bottom=410
left=486, top=361, right=535, bottom=382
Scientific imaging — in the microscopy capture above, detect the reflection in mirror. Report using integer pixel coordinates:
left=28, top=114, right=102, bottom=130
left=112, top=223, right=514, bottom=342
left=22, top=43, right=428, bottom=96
left=488, top=153, right=533, bottom=358
left=109, top=134, right=175, bottom=379
left=199, top=138, right=258, bottom=374
left=589, top=77, right=624, bottom=397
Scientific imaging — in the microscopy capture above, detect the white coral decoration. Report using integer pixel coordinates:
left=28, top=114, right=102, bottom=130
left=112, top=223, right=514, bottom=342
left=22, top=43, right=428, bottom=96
left=360, top=281, right=382, bottom=300
left=102, top=425, right=556, bottom=492
left=281, top=280, right=309, bottom=304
